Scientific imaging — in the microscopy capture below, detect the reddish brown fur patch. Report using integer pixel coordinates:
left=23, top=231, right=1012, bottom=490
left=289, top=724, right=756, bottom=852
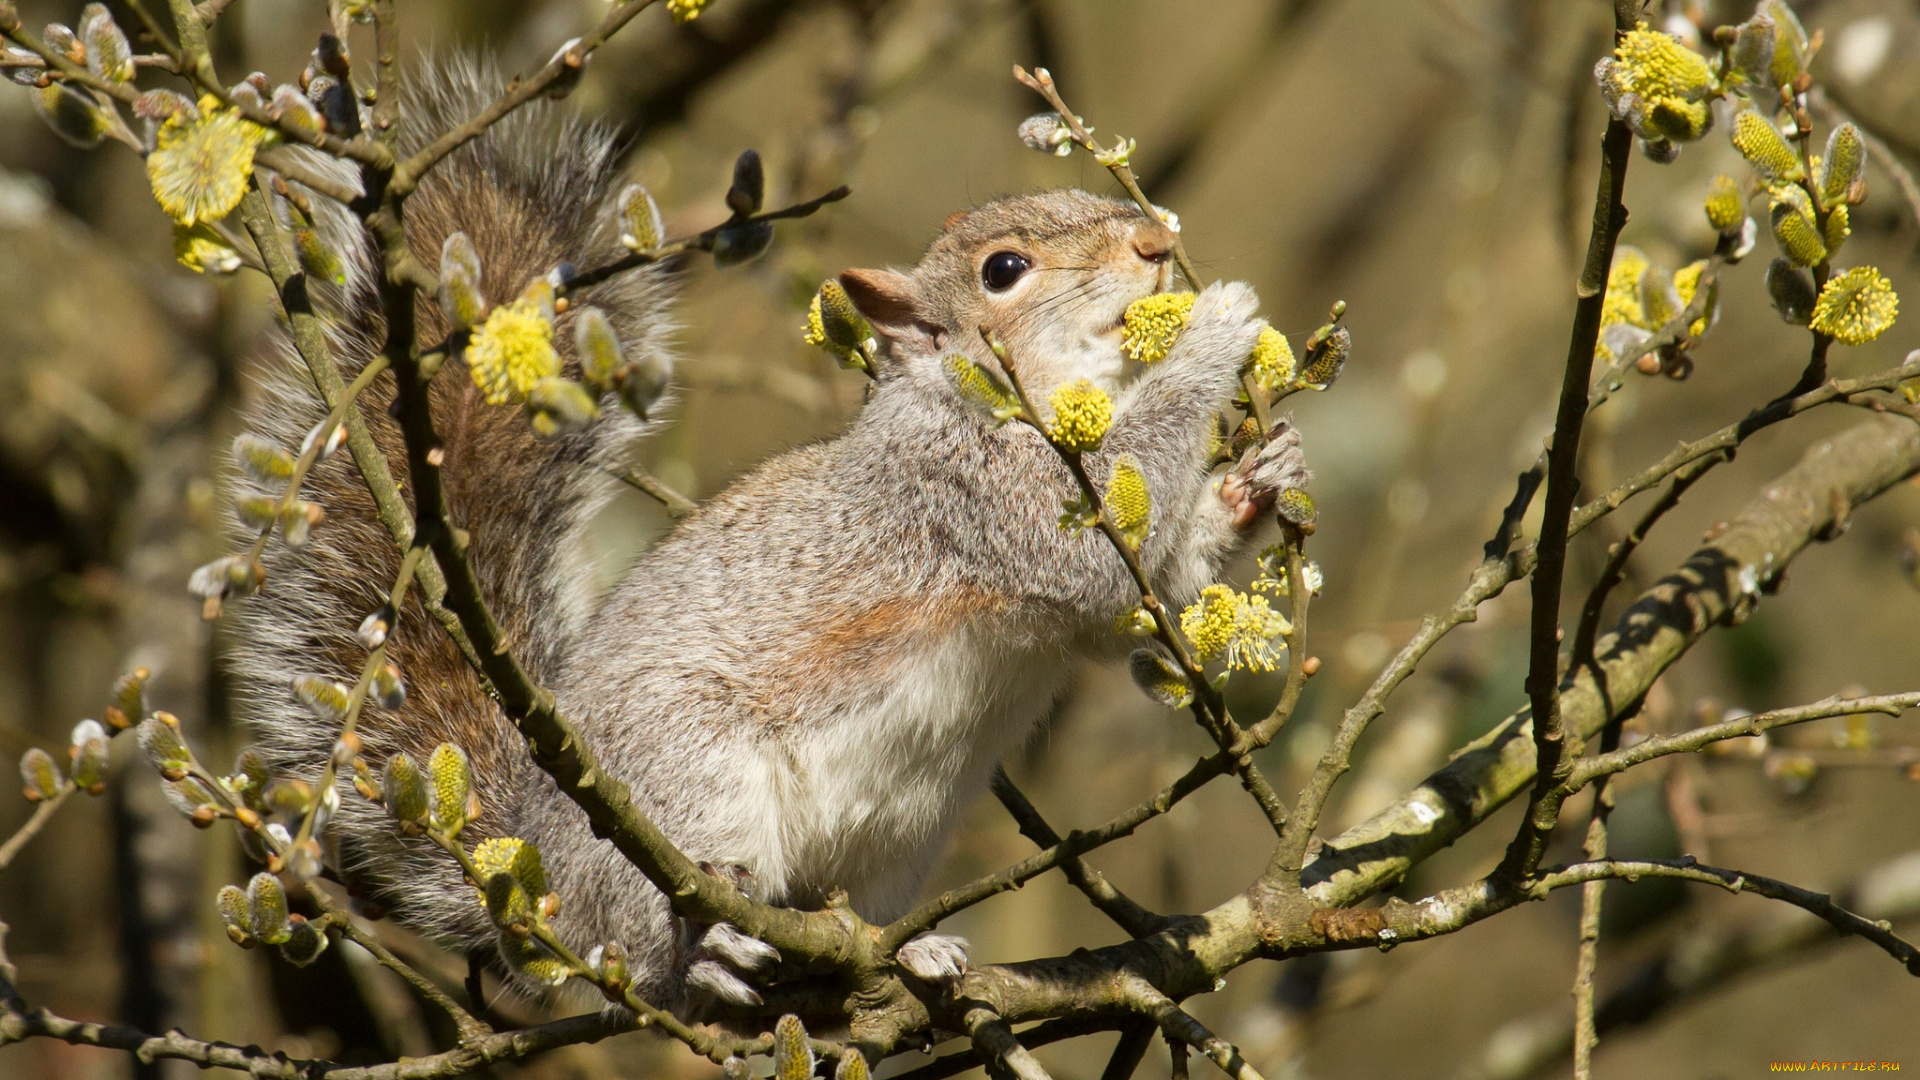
left=768, top=588, right=1010, bottom=716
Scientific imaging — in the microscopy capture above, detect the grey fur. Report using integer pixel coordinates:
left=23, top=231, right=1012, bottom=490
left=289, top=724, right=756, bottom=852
left=230, top=63, right=1272, bottom=1015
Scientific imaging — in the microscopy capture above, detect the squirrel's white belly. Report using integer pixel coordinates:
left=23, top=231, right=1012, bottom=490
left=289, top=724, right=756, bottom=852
left=740, top=626, right=1064, bottom=921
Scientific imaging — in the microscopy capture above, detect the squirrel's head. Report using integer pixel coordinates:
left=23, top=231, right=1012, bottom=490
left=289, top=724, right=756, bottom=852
left=838, top=190, right=1176, bottom=397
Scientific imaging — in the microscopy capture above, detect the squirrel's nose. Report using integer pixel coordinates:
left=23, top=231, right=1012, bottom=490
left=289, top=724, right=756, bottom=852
left=1131, top=221, right=1176, bottom=264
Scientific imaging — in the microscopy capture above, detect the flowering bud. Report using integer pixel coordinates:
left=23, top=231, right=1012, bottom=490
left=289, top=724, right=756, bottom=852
left=1046, top=379, right=1113, bottom=453
left=1761, top=0, right=1807, bottom=87
left=106, top=667, right=149, bottom=731
left=726, top=149, right=764, bottom=217
left=1248, top=325, right=1294, bottom=393
left=1017, top=112, right=1075, bottom=156
left=527, top=377, right=599, bottom=438
left=574, top=307, right=624, bottom=394
left=836, top=1051, right=871, bottom=1080
left=774, top=1015, right=814, bottom=1080
left=357, top=606, right=393, bottom=650
left=248, top=872, right=292, bottom=944
left=295, top=227, right=346, bottom=286
left=1129, top=649, right=1193, bottom=710
left=280, top=914, right=330, bottom=966
left=1704, top=174, right=1744, bottom=234
left=80, top=5, right=133, bottom=83
left=1276, top=489, right=1316, bottom=527
left=382, top=751, right=427, bottom=824
left=427, top=743, right=472, bottom=836
left=712, top=221, right=774, bottom=267
left=69, top=719, right=109, bottom=794
left=20, top=748, right=63, bottom=802
left=138, top=713, right=191, bottom=780
left=1824, top=203, right=1851, bottom=255
left=943, top=355, right=1021, bottom=423
left=175, top=223, right=243, bottom=275
left=473, top=836, right=546, bottom=929
left=233, top=434, right=295, bottom=485
left=1732, top=111, right=1804, bottom=183
left=1115, top=607, right=1157, bottom=637
left=1810, top=266, right=1900, bottom=346
left=373, top=663, right=406, bottom=710
left=271, top=85, right=321, bottom=137
left=803, top=280, right=875, bottom=369
left=618, top=184, right=663, bottom=252
left=1121, top=293, right=1195, bottom=364
left=217, top=884, right=252, bottom=944
left=1299, top=323, right=1350, bottom=390
left=1769, top=185, right=1825, bottom=267
left=497, top=932, right=571, bottom=985
left=1106, top=455, right=1150, bottom=549
left=292, top=675, right=352, bottom=723
left=234, top=494, right=279, bottom=531
left=1820, top=124, right=1865, bottom=207
left=438, top=233, right=486, bottom=330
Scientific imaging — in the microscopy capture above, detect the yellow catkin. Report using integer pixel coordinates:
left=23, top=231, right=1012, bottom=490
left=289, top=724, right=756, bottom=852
left=1732, top=111, right=1806, bottom=183
left=1120, top=292, right=1196, bottom=364
left=147, top=99, right=267, bottom=226
left=1178, top=585, right=1290, bottom=672
left=1047, top=379, right=1113, bottom=452
left=1602, top=246, right=1651, bottom=330
left=1248, top=325, right=1294, bottom=391
left=1809, top=266, right=1899, bottom=345
left=1704, top=174, right=1745, bottom=232
left=1106, top=455, right=1150, bottom=547
left=467, top=298, right=559, bottom=405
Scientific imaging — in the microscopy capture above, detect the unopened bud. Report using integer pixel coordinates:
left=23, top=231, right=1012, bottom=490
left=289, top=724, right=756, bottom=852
left=619, top=183, right=664, bottom=252
left=20, top=748, right=63, bottom=802
left=138, top=713, right=191, bottom=779
left=248, top=872, right=292, bottom=944
left=427, top=743, right=472, bottom=836
left=727, top=149, right=764, bottom=217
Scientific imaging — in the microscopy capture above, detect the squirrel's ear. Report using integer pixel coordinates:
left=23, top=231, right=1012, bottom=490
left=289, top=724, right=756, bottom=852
left=839, top=268, right=937, bottom=351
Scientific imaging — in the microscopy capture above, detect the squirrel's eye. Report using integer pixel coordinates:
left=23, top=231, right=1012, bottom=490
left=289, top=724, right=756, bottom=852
left=981, top=251, right=1032, bottom=292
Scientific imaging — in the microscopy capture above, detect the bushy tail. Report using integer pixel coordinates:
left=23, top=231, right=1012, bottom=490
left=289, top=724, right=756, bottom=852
left=228, top=59, right=671, bottom=946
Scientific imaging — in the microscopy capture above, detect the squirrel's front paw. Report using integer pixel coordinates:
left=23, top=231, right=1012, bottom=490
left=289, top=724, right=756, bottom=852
left=1219, top=418, right=1310, bottom=530
left=896, top=932, right=970, bottom=981
left=1165, top=281, right=1264, bottom=370
left=684, top=922, right=781, bottom=1006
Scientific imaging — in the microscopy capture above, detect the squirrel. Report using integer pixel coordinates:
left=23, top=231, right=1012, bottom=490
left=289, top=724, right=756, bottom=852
left=229, top=63, right=1292, bottom=1012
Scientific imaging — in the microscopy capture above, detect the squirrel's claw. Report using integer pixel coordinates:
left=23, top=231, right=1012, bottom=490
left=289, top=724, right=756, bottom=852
left=686, top=958, right=764, bottom=1006
left=697, top=921, right=781, bottom=972
left=897, top=932, right=970, bottom=981
left=683, top=919, right=780, bottom=1006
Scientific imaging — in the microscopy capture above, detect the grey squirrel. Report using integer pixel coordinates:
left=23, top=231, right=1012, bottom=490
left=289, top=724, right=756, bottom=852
left=230, top=63, right=1291, bottom=1012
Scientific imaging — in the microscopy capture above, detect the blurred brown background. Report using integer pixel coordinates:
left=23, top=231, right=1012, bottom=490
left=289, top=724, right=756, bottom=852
left=2, top=0, right=1918, bottom=1077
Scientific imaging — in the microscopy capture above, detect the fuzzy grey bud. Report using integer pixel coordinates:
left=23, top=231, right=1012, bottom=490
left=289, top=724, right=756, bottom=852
left=80, top=4, right=132, bottom=82
left=20, top=748, right=63, bottom=802
left=248, top=872, right=292, bottom=944
left=1017, top=112, right=1074, bottom=156
left=69, top=719, right=109, bottom=794
left=1129, top=649, right=1193, bottom=710
left=138, top=712, right=191, bottom=780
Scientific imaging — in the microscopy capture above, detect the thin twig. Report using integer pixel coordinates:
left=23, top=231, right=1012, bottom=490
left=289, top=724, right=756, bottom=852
left=607, top=465, right=698, bottom=517
left=0, top=788, right=73, bottom=870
